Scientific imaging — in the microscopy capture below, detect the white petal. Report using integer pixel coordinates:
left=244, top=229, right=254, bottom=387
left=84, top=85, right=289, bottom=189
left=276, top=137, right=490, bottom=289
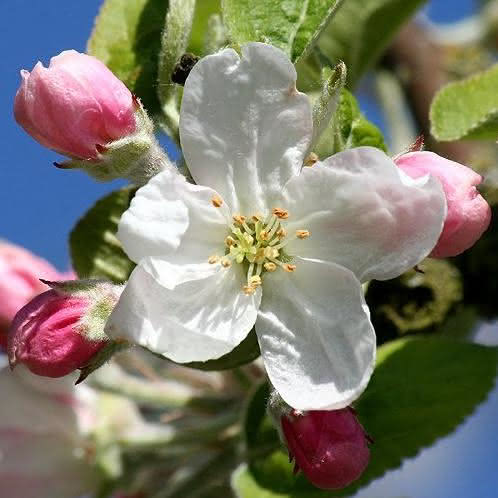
left=256, top=257, right=375, bottom=411
left=118, top=168, right=231, bottom=264
left=106, top=258, right=261, bottom=363
left=180, top=42, right=312, bottom=214
left=280, top=147, right=446, bottom=282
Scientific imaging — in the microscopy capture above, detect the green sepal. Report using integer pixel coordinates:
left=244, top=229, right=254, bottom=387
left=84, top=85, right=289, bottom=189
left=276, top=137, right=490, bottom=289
left=76, top=340, right=129, bottom=384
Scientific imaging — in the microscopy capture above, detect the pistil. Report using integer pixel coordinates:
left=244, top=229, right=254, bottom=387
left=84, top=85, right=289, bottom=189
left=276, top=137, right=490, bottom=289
left=208, top=205, right=310, bottom=293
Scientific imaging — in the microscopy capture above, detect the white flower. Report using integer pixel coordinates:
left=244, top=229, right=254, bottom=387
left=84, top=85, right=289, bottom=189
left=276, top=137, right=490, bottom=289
left=106, top=43, right=446, bottom=410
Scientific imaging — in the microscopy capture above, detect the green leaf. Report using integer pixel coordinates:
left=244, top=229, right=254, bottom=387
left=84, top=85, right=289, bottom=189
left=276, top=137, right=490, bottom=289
left=232, top=464, right=285, bottom=498
left=430, top=63, right=498, bottom=141
left=315, top=89, right=387, bottom=158
left=183, top=330, right=260, bottom=371
left=70, top=188, right=136, bottom=284
left=318, top=0, right=429, bottom=87
left=88, top=0, right=169, bottom=115
left=238, top=337, right=498, bottom=496
left=222, top=0, right=345, bottom=62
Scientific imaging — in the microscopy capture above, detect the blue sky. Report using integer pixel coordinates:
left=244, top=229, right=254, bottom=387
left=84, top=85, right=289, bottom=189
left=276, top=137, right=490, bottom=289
left=2, top=1, right=496, bottom=497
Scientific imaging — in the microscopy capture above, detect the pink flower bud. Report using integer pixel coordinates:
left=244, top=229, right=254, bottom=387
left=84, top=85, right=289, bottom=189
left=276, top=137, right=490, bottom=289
left=8, top=290, right=107, bottom=378
left=0, top=242, right=73, bottom=349
left=395, top=152, right=491, bottom=258
left=14, top=50, right=136, bottom=160
left=281, top=408, right=370, bottom=490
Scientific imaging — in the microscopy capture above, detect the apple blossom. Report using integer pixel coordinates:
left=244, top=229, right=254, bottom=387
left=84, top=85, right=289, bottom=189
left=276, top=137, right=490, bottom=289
left=0, top=241, right=74, bottom=350
left=106, top=43, right=447, bottom=411
left=395, top=151, right=491, bottom=257
left=8, top=281, right=122, bottom=378
left=14, top=50, right=136, bottom=160
left=281, top=408, right=370, bottom=489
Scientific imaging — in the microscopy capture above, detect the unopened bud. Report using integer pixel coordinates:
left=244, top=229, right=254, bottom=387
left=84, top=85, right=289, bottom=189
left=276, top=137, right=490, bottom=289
left=281, top=407, right=371, bottom=489
left=395, top=151, right=491, bottom=257
left=14, top=50, right=173, bottom=185
left=8, top=280, right=123, bottom=378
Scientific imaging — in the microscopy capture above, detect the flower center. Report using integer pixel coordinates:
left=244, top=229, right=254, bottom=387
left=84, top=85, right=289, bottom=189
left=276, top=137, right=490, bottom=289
left=209, top=202, right=310, bottom=295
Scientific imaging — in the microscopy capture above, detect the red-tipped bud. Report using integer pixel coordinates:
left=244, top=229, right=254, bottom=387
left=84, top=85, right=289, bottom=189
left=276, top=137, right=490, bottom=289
left=8, top=290, right=107, bottom=378
left=281, top=408, right=370, bottom=490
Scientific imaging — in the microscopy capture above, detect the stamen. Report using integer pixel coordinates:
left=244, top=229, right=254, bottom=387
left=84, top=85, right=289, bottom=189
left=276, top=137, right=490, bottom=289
left=304, top=152, right=319, bottom=167
left=264, top=262, right=277, bottom=272
left=252, top=214, right=263, bottom=222
left=283, top=264, right=297, bottom=273
left=296, top=230, right=310, bottom=240
left=266, top=219, right=281, bottom=241
left=272, top=207, right=289, bottom=219
left=264, top=247, right=279, bottom=260
left=211, top=196, right=223, bottom=207
left=233, top=214, right=246, bottom=225
left=208, top=255, right=219, bottom=264
left=243, top=285, right=256, bottom=296
left=220, top=257, right=232, bottom=268
left=249, top=275, right=262, bottom=287
left=247, top=263, right=255, bottom=284
left=225, top=236, right=236, bottom=247
left=277, top=228, right=287, bottom=239
left=242, top=220, right=254, bottom=235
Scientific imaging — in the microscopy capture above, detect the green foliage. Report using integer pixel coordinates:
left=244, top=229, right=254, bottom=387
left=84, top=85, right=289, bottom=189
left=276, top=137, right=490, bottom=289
left=315, top=89, right=387, bottom=158
left=367, top=259, right=463, bottom=337
left=70, top=188, right=136, bottom=284
left=222, top=0, right=345, bottom=62
left=318, top=0, right=429, bottom=87
left=233, top=337, right=498, bottom=497
left=430, top=63, right=498, bottom=141
left=88, top=0, right=168, bottom=115
left=184, top=330, right=261, bottom=371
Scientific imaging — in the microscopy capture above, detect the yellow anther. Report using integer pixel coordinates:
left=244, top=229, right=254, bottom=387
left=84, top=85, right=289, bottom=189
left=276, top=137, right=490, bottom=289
left=252, top=214, right=263, bottom=222
left=208, top=255, right=219, bottom=264
left=225, top=236, right=236, bottom=247
left=243, top=285, right=257, bottom=296
left=264, top=262, right=277, bottom=272
left=272, top=207, right=289, bottom=219
left=283, top=264, right=297, bottom=273
left=304, top=152, right=319, bottom=167
left=221, top=257, right=232, bottom=268
left=296, top=230, right=310, bottom=240
left=277, top=227, right=287, bottom=239
left=233, top=214, right=246, bottom=224
left=259, top=230, right=269, bottom=241
left=211, top=196, right=223, bottom=207
left=249, top=275, right=262, bottom=287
